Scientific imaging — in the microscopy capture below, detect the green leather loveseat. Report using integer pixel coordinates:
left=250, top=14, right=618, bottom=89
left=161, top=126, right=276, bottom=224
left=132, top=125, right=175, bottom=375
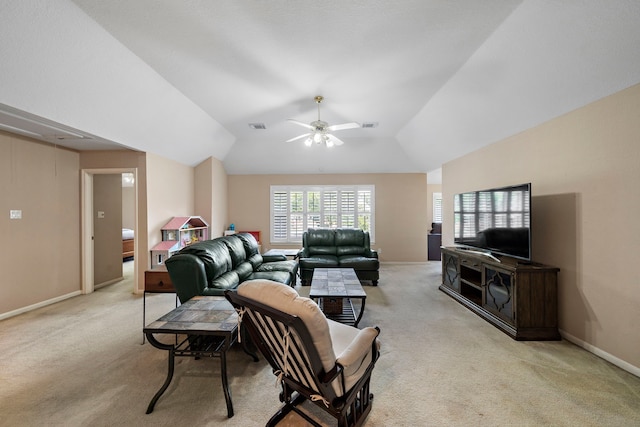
left=165, top=232, right=298, bottom=303
left=297, top=228, right=379, bottom=286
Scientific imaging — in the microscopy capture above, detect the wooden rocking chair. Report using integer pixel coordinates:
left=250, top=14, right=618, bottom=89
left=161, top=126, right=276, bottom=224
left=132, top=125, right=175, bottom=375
left=225, top=280, right=380, bottom=427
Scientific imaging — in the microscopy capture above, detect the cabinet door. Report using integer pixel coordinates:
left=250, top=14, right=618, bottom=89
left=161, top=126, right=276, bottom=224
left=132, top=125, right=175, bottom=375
left=483, top=267, right=515, bottom=324
left=442, top=252, right=460, bottom=291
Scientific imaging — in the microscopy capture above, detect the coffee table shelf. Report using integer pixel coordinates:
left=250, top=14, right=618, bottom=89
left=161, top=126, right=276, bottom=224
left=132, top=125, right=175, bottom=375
left=309, top=268, right=367, bottom=327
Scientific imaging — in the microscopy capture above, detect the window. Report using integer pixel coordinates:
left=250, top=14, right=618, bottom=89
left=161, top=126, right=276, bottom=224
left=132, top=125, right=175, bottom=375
left=432, top=192, right=442, bottom=223
left=271, top=185, right=375, bottom=243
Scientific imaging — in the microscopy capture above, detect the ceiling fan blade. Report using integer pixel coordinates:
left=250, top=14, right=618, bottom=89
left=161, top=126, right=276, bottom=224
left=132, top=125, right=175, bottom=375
left=287, top=119, right=315, bottom=131
left=286, top=133, right=311, bottom=143
left=327, top=134, right=345, bottom=146
left=327, top=122, right=360, bottom=132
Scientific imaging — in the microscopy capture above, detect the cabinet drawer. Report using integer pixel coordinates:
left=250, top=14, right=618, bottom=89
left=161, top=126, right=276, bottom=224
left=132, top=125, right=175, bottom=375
left=145, top=270, right=175, bottom=292
left=460, top=257, right=482, bottom=271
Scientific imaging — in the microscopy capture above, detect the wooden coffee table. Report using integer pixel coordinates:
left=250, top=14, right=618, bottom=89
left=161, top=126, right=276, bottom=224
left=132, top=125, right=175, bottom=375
left=309, top=268, right=367, bottom=327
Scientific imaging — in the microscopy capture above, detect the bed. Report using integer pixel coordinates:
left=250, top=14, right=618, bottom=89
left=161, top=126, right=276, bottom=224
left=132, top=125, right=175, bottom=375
left=122, top=228, right=135, bottom=260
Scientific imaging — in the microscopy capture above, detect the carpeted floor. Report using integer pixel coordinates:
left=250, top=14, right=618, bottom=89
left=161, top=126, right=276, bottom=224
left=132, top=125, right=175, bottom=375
left=1, top=261, right=639, bottom=426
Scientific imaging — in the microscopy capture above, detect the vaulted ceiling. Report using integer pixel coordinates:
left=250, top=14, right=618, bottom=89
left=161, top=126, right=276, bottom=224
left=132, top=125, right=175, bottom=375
left=2, top=1, right=640, bottom=178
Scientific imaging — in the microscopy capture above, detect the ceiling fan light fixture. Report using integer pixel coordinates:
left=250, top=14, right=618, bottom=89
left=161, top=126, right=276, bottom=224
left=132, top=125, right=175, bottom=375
left=287, top=95, right=355, bottom=148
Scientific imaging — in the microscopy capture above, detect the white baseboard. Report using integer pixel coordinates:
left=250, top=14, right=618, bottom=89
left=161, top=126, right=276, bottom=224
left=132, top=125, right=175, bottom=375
left=560, top=329, right=640, bottom=378
left=0, top=290, right=82, bottom=321
left=94, top=276, right=123, bottom=290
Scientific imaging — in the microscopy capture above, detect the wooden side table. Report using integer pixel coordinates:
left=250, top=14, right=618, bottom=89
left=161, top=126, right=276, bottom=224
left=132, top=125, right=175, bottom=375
left=143, top=267, right=177, bottom=344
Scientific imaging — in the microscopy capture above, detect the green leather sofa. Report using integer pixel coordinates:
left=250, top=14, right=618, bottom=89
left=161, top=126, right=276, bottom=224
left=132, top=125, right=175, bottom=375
left=165, top=232, right=298, bottom=303
left=297, top=228, right=379, bottom=286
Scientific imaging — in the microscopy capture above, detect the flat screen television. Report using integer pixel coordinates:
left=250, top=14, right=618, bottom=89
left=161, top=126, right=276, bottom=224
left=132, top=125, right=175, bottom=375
left=453, top=183, right=531, bottom=261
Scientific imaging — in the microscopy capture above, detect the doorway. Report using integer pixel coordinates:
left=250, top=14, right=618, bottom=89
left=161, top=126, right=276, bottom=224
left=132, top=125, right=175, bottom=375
left=81, top=168, right=139, bottom=294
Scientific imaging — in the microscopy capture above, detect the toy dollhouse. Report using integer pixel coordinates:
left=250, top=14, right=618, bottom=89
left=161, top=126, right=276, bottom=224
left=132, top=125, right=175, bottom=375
left=150, top=216, right=209, bottom=268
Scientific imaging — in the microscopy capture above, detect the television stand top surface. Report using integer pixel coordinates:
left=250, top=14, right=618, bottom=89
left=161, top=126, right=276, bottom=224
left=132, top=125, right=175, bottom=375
left=453, top=246, right=501, bottom=263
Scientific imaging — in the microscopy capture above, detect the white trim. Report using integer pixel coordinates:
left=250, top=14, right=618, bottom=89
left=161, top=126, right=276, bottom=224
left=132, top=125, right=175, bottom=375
left=560, top=329, right=640, bottom=378
left=0, top=291, right=82, bottom=321
left=94, top=276, right=124, bottom=290
left=81, top=168, right=139, bottom=295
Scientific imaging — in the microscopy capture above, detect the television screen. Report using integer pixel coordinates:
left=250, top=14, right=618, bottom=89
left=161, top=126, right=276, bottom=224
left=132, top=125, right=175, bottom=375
left=453, top=183, right=531, bottom=261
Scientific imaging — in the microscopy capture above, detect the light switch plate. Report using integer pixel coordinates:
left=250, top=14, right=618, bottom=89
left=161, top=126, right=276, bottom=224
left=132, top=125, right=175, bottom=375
left=10, top=210, right=22, bottom=219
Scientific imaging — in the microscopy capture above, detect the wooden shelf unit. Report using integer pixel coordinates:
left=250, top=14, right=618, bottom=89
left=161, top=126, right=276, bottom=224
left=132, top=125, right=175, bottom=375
left=440, top=247, right=560, bottom=341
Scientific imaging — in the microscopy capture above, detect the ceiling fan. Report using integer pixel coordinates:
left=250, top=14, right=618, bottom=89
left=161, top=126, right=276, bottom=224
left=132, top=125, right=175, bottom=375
left=286, top=96, right=359, bottom=147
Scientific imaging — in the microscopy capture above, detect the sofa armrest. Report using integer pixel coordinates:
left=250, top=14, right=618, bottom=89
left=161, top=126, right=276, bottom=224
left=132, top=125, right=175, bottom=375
left=298, top=248, right=310, bottom=258
left=364, top=249, right=378, bottom=258
left=262, top=254, right=287, bottom=262
left=165, top=254, right=208, bottom=303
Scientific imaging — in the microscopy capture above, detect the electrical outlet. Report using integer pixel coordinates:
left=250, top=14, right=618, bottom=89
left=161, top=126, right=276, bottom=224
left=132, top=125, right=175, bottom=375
left=377, top=247, right=382, bottom=254
left=10, top=210, right=22, bottom=219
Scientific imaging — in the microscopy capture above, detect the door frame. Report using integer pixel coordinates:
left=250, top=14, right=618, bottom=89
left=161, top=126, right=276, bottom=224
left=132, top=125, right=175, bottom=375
left=81, top=168, right=139, bottom=294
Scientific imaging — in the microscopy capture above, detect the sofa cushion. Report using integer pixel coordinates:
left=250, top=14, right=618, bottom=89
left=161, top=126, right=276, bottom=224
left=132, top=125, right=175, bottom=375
left=210, top=270, right=240, bottom=290
left=306, top=229, right=337, bottom=256
left=335, top=229, right=365, bottom=247
left=235, top=261, right=254, bottom=281
left=299, top=255, right=339, bottom=269
left=237, top=232, right=261, bottom=256
left=177, top=239, right=231, bottom=281
left=247, top=253, right=264, bottom=269
left=338, top=255, right=379, bottom=270
left=256, top=259, right=298, bottom=274
left=222, top=235, right=247, bottom=268
left=336, top=245, right=365, bottom=256
left=247, top=271, right=292, bottom=285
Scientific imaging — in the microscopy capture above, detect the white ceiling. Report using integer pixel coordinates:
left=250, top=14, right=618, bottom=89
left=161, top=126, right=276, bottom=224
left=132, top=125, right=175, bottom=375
left=2, top=1, right=640, bottom=177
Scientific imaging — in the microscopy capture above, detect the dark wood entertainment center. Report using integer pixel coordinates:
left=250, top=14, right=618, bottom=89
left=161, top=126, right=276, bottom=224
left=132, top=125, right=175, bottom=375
left=440, top=247, right=560, bottom=340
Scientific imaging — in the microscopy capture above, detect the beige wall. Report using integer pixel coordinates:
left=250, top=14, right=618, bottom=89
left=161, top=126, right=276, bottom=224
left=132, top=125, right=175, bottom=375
left=195, top=157, right=228, bottom=238
left=228, top=173, right=428, bottom=262
left=442, top=83, right=640, bottom=372
left=1, top=141, right=202, bottom=311
left=146, top=152, right=195, bottom=287
left=0, top=132, right=81, bottom=315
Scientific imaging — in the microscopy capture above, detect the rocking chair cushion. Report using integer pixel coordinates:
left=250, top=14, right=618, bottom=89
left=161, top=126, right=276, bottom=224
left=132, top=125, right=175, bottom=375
left=237, top=280, right=337, bottom=372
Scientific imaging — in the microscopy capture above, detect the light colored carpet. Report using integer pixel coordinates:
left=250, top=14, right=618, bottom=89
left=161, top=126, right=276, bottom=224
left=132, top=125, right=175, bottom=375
left=1, top=261, right=639, bottom=426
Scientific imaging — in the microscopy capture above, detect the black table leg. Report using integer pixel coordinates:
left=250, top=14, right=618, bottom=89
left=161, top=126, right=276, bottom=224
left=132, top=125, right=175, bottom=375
left=354, top=297, right=366, bottom=328
left=145, top=333, right=176, bottom=414
left=220, top=349, right=234, bottom=418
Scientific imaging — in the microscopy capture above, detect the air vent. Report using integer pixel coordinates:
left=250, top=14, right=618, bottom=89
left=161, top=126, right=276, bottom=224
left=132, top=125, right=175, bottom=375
left=248, top=123, right=266, bottom=130
left=362, top=122, right=378, bottom=128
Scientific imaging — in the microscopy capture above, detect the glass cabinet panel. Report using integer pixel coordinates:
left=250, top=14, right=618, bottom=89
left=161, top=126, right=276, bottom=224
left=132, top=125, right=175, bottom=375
left=442, top=252, right=460, bottom=291
left=483, top=267, right=514, bottom=323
